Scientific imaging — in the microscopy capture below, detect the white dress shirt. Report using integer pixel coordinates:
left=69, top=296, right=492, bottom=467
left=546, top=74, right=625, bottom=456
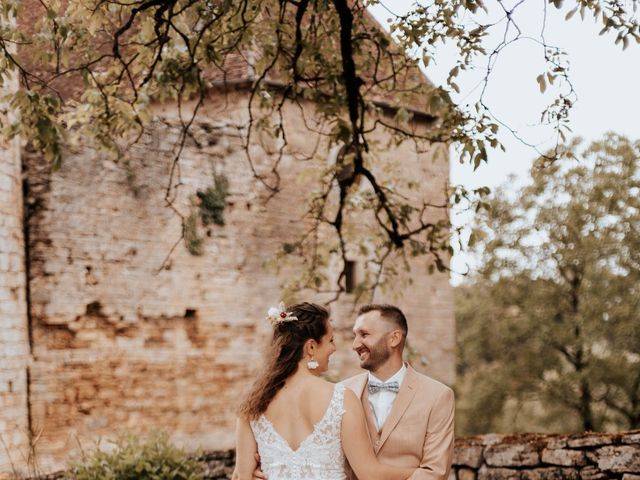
left=367, top=363, right=407, bottom=431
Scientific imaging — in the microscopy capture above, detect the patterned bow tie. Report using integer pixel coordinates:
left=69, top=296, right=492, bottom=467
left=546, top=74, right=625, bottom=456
left=368, top=380, right=400, bottom=395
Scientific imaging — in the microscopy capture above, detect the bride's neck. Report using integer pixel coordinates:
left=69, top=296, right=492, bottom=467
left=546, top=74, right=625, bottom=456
left=286, top=363, right=319, bottom=386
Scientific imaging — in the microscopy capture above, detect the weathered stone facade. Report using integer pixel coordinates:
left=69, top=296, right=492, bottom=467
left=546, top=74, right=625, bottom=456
left=1, top=88, right=454, bottom=474
left=0, top=70, right=31, bottom=473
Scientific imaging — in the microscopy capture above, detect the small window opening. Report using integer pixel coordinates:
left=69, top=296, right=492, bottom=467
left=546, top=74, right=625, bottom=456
left=345, top=260, right=357, bottom=294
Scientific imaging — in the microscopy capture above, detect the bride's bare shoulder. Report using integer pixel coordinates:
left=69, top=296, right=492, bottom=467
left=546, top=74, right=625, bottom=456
left=300, top=377, right=343, bottom=404
left=307, top=376, right=338, bottom=392
left=342, top=387, right=361, bottom=409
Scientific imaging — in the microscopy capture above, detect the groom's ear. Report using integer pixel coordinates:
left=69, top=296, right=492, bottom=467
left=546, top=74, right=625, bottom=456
left=388, top=329, right=403, bottom=348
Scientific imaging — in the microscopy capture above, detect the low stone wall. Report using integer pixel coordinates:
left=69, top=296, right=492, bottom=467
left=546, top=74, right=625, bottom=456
left=27, top=431, right=640, bottom=480
left=22, top=451, right=237, bottom=480
left=453, top=431, right=640, bottom=480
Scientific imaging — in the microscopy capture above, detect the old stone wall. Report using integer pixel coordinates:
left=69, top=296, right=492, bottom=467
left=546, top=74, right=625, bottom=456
left=28, top=431, right=640, bottom=480
left=452, top=430, right=640, bottom=480
left=0, top=69, right=31, bottom=473
left=18, top=90, right=454, bottom=472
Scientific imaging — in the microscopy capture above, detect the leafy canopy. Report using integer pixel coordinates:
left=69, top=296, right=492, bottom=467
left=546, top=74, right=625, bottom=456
left=456, top=133, right=640, bottom=434
left=0, top=0, right=637, bottom=297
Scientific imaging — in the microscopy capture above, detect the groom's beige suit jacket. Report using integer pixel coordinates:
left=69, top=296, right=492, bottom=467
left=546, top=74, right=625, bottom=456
left=341, top=364, right=455, bottom=480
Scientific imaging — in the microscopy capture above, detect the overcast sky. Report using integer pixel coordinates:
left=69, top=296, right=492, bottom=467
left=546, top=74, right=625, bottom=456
left=368, top=0, right=640, bottom=284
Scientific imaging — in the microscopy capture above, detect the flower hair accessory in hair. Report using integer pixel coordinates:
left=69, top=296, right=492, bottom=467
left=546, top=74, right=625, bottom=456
left=266, top=302, right=298, bottom=326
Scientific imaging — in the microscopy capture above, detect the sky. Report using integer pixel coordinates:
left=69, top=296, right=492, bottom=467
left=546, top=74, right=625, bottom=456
left=368, top=0, right=640, bottom=284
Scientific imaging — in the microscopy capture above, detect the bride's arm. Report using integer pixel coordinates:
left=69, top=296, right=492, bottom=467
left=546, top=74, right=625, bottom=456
left=341, top=390, right=415, bottom=480
left=232, top=417, right=258, bottom=480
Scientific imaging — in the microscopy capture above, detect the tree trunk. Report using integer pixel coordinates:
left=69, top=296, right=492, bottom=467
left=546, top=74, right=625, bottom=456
left=580, top=378, right=595, bottom=431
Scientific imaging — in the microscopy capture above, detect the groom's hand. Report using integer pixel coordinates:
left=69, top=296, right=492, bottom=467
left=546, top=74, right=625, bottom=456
left=252, top=452, right=267, bottom=480
left=252, top=467, right=266, bottom=480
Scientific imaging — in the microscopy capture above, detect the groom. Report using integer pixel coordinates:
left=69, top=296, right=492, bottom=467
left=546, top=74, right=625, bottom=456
left=251, top=303, right=454, bottom=480
left=342, top=303, right=454, bottom=480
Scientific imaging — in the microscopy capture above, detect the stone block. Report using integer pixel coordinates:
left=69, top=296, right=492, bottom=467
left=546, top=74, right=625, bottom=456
left=0, top=253, right=11, bottom=272
left=545, top=437, right=568, bottom=449
left=458, top=468, right=477, bottom=480
left=595, top=445, right=640, bottom=473
left=454, top=444, right=484, bottom=468
left=568, top=434, right=616, bottom=448
left=478, top=466, right=521, bottom=480
left=622, top=475, right=640, bottom=480
left=579, top=465, right=612, bottom=480
left=485, top=443, right=540, bottom=467
left=521, top=468, right=579, bottom=480
left=0, top=175, right=14, bottom=192
left=586, top=451, right=599, bottom=464
left=479, top=434, right=506, bottom=446
left=621, top=432, right=640, bottom=445
left=541, top=448, right=587, bottom=466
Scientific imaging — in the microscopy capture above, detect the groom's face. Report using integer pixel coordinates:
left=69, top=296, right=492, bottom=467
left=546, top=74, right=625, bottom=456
left=352, top=311, right=392, bottom=372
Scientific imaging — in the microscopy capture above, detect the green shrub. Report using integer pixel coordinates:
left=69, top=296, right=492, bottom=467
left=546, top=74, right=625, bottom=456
left=184, top=208, right=204, bottom=256
left=67, top=431, right=203, bottom=480
left=196, top=173, right=229, bottom=227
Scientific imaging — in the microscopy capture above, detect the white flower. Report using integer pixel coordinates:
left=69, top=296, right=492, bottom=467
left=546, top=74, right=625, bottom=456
left=266, top=302, right=298, bottom=326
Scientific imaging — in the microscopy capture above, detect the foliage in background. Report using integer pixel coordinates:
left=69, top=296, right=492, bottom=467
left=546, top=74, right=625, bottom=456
left=184, top=203, right=204, bottom=256
left=0, top=0, right=637, bottom=298
left=67, top=431, right=203, bottom=480
left=455, top=133, right=640, bottom=435
left=197, top=173, right=230, bottom=227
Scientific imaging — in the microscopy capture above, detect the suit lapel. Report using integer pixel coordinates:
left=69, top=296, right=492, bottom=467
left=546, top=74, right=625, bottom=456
left=377, top=365, right=418, bottom=451
left=351, top=373, right=368, bottom=400
left=361, top=385, right=379, bottom=446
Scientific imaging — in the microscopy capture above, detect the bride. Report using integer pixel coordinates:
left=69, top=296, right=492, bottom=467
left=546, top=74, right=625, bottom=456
left=232, top=302, right=415, bottom=480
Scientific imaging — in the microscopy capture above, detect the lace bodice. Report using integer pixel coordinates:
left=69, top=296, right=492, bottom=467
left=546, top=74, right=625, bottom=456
left=250, top=383, right=347, bottom=480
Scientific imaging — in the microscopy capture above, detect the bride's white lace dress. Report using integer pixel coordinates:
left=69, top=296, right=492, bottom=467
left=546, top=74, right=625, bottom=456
left=250, top=383, right=347, bottom=480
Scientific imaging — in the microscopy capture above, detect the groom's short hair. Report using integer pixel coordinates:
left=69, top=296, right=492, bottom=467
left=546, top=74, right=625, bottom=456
left=357, top=304, right=408, bottom=338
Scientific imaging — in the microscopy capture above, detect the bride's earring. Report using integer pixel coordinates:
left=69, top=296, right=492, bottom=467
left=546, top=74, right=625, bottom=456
left=307, top=355, right=319, bottom=370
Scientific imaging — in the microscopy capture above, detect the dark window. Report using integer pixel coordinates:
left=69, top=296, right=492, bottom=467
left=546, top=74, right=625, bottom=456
left=345, top=260, right=357, bottom=293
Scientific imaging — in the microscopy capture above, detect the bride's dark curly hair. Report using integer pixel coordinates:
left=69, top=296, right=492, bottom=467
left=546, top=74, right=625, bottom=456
left=239, top=302, right=330, bottom=419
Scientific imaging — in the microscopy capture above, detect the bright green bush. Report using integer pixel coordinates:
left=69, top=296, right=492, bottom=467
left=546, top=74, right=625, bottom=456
left=67, top=431, right=203, bottom=480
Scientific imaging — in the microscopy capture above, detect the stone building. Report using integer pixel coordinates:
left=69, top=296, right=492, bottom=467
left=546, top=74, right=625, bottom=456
left=0, top=14, right=454, bottom=477
left=0, top=71, right=32, bottom=475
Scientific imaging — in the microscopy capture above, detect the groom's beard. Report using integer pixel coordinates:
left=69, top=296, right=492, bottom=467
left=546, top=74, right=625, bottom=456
left=359, top=337, right=391, bottom=372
